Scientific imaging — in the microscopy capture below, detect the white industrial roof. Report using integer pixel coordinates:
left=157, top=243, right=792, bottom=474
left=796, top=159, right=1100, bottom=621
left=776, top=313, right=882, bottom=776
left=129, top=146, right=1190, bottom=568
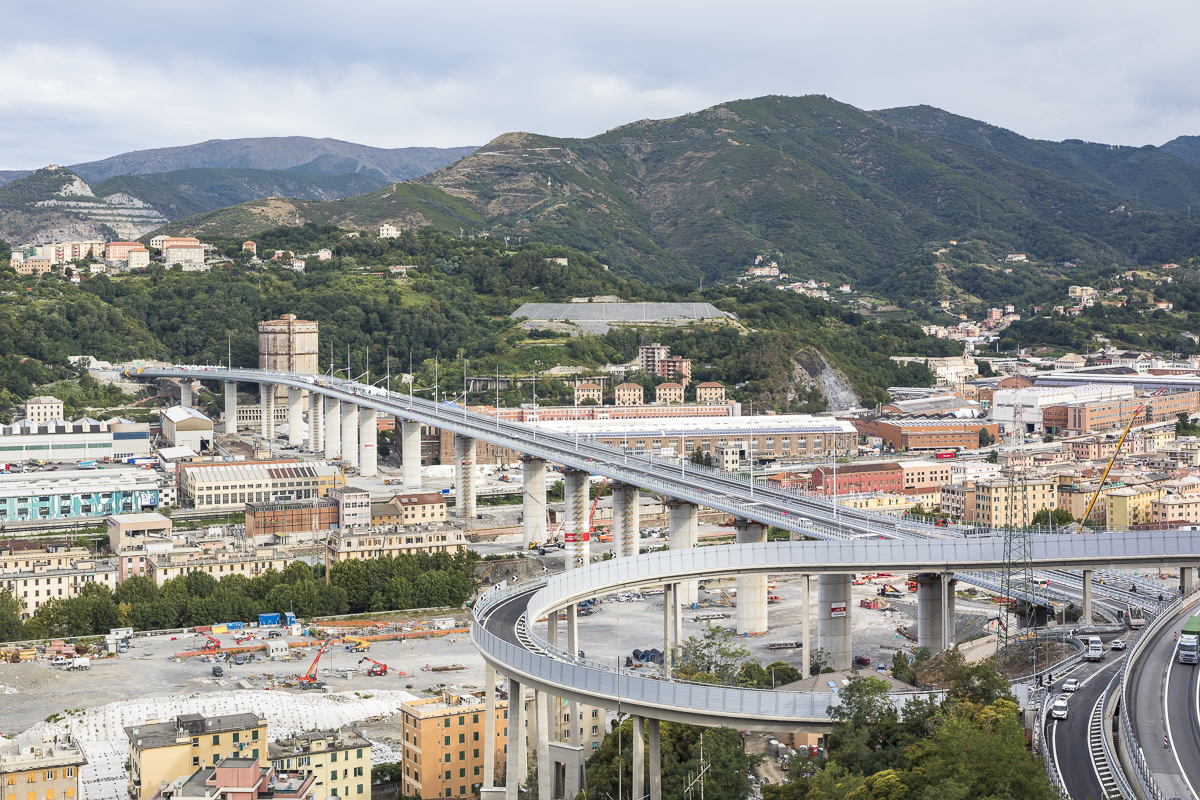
left=157, top=446, right=197, bottom=460
left=163, top=406, right=212, bottom=424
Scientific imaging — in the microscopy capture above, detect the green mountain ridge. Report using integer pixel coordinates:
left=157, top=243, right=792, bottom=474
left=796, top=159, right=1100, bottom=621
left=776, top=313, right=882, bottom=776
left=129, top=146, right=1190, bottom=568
left=143, top=95, right=1200, bottom=294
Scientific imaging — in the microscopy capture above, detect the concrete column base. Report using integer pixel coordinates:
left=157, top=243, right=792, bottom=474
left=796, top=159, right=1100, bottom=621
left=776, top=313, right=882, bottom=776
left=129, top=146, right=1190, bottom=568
left=818, top=574, right=852, bottom=671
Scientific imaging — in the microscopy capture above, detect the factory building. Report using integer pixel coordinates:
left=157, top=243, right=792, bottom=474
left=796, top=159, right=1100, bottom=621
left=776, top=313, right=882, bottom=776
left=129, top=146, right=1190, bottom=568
left=177, top=461, right=344, bottom=512
left=258, top=314, right=319, bottom=401
left=0, top=417, right=151, bottom=462
left=0, top=469, right=160, bottom=523
left=161, top=406, right=214, bottom=451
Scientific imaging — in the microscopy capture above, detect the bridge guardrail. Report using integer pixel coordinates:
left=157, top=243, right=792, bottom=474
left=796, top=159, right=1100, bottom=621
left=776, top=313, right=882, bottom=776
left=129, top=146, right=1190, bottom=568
left=1034, top=689, right=1071, bottom=799
left=1101, top=665, right=1138, bottom=800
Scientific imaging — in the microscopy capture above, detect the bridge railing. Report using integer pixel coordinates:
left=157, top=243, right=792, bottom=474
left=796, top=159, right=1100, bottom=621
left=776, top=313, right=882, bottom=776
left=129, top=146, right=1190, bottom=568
left=1100, top=665, right=1138, bottom=800
left=1032, top=689, right=1071, bottom=799
left=1118, top=582, right=1200, bottom=800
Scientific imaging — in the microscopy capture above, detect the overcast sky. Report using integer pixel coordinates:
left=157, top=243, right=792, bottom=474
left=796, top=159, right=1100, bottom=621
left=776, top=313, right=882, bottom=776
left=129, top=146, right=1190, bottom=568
left=4, top=0, right=1200, bottom=168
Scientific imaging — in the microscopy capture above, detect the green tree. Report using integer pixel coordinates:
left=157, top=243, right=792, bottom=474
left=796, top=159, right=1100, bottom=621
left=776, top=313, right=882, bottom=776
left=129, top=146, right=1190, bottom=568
left=978, top=428, right=995, bottom=447
left=764, top=660, right=802, bottom=686
left=0, top=590, right=23, bottom=643
left=672, top=624, right=755, bottom=685
left=330, top=560, right=370, bottom=609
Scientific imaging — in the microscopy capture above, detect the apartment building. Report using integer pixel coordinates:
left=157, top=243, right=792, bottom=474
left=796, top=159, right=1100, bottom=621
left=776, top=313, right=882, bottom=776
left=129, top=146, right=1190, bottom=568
left=328, top=487, right=371, bottom=529
left=267, top=729, right=371, bottom=800
left=1055, top=480, right=1110, bottom=527
left=105, top=242, right=145, bottom=261
left=1106, top=485, right=1165, bottom=529
left=178, top=461, right=344, bottom=511
left=159, top=238, right=205, bottom=269
left=1150, top=494, right=1200, bottom=527
left=573, top=383, right=602, bottom=405
left=126, top=713, right=267, bottom=800
left=399, top=694, right=506, bottom=800
left=810, top=463, right=902, bottom=496
left=370, top=492, right=448, bottom=526
left=0, top=540, right=89, bottom=574
left=0, top=734, right=86, bottom=800
left=834, top=492, right=916, bottom=516
left=157, top=756, right=315, bottom=800
left=654, top=383, right=684, bottom=404
left=974, top=478, right=1059, bottom=527
left=143, top=548, right=291, bottom=587
left=939, top=483, right=977, bottom=522
left=900, top=461, right=955, bottom=492
left=15, top=258, right=53, bottom=276
left=244, top=498, right=339, bottom=539
left=614, top=383, right=644, bottom=406
left=36, top=241, right=104, bottom=264
left=324, top=527, right=466, bottom=571
left=695, top=382, right=726, bottom=403
left=23, top=396, right=64, bottom=423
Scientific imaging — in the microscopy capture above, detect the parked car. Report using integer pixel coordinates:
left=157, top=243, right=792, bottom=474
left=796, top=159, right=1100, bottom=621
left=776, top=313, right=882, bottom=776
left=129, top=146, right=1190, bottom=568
left=212, top=665, right=224, bottom=677
left=234, top=654, right=244, bottom=666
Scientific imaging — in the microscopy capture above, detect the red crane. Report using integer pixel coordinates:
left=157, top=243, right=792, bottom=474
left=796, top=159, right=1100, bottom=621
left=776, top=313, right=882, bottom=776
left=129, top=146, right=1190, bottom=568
left=201, top=633, right=221, bottom=651
left=587, top=478, right=609, bottom=534
left=358, top=657, right=389, bottom=676
left=298, top=637, right=342, bottom=689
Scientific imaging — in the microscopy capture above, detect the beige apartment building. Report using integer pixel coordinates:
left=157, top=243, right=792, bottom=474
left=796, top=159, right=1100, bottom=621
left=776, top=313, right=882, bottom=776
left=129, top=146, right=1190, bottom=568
left=695, top=382, right=726, bottom=403
left=572, top=383, right=602, bottom=405
left=940, top=483, right=977, bottom=522
left=974, top=477, right=1058, bottom=527
left=179, top=461, right=344, bottom=511
left=370, top=492, right=448, bottom=526
left=0, top=557, right=117, bottom=618
left=324, top=528, right=466, bottom=572
left=0, top=734, right=86, bottom=800
left=654, top=383, right=684, bottom=404
left=267, top=729, right=371, bottom=800
left=126, top=713, right=267, bottom=800
left=900, top=460, right=955, bottom=492
left=143, top=548, right=291, bottom=587
left=23, top=396, right=65, bottom=423
left=614, top=383, right=644, bottom=406
left=1106, top=485, right=1165, bottom=529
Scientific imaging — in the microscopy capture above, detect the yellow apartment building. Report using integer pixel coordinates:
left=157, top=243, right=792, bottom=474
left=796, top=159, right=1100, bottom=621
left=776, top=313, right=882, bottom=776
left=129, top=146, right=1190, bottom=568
left=0, top=734, right=86, bottom=800
left=268, top=729, right=371, bottom=800
left=126, top=713, right=266, bottom=800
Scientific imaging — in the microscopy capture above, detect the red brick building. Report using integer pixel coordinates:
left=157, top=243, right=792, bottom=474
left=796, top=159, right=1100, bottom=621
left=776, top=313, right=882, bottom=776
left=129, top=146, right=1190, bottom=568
left=810, top=463, right=903, bottom=496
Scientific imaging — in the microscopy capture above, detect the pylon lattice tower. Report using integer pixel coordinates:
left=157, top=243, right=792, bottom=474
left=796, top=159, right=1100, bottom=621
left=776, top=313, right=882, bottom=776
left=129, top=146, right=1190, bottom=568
left=1000, top=387, right=1036, bottom=661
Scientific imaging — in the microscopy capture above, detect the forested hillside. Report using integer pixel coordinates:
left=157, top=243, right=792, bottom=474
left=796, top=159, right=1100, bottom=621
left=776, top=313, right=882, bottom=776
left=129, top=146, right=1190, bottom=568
left=0, top=225, right=957, bottom=422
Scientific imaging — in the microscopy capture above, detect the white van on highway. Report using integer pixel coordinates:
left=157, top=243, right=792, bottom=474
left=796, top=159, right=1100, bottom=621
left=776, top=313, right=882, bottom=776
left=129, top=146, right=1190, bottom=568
left=1084, top=636, right=1104, bottom=661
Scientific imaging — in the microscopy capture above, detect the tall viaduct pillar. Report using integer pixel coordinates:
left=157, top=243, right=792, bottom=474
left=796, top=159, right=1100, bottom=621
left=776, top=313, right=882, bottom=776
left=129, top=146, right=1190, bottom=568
left=180, top=380, right=193, bottom=408
left=260, top=384, right=275, bottom=440
left=340, top=402, right=358, bottom=470
left=456, top=435, right=477, bottom=520
left=818, top=574, right=852, bottom=671
left=324, top=395, right=341, bottom=459
left=224, top=381, right=237, bottom=433
left=401, top=420, right=422, bottom=488
left=287, top=388, right=303, bottom=446
left=522, top=455, right=546, bottom=547
left=308, top=390, right=323, bottom=452
left=668, top=499, right=699, bottom=605
left=735, top=518, right=767, bottom=635
left=563, top=469, right=590, bottom=567
left=358, top=407, right=377, bottom=477
left=916, top=573, right=956, bottom=653
left=611, top=483, right=640, bottom=558
left=505, top=677, right=526, bottom=800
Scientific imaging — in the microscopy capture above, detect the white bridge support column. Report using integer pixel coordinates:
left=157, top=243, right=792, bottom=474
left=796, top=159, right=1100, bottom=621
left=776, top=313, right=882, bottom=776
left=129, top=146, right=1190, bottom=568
left=563, top=469, right=590, bottom=567
left=631, top=716, right=645, bottom=800
left=818, top=574, right=852, bottom=671
left=340, top=402, right=358, bottom=470
left=537, top=690, right=552, bottom=800
left=648, top=718, right=662, bottom=800
left=358, top=407, right=377, bottom=477
left=916, top=573, right=956, bottom=653
left=324, top=395, right=341, bottom=459
left=179, top=379, right=193, bottom=408
left=566, top=605, right=580, bottom=746
left=287, top=388, right=303, bottom=446
left=1181, top=567, right=1195, bottom=594
left=401, top=420, right=422, bottom=488
left=308, top=390, right=323, bottom=452
left=1082, top=569, right=1093, bottom=626
left=801, top=574, right=811, bottom=676
left=612, top=483, right=640, bottom=558
left=522, top=456, right=546, bottom=547
left=457, top=436, right=478, bottom=520
left=663, top=583, right=683, bottom=676
left=735, top=519, right=768, bottom=635
left=668, top=500, right=700, bottom=605
left=224, top=381, right=237, bottom=433
left=506, top=677, right=525, bottom=800
left=260, top=384, right=275, bottom=440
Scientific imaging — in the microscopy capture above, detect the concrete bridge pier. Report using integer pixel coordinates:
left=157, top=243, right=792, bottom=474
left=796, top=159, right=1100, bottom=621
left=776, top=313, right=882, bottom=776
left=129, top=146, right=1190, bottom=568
left=401, top=420, right=422, bottom=488
left=663, top=583, right=683, bottom=675
left=801, top=574, right=811, bottom=676
left=224, top=381, right=237, bottom=432
left=648, top=718, right=662, bottom=800
left=456, top=435, right=477, bottom=520
left=1082, top=569, right=1092, bottom=624
left=340, top=402, right=358, bottom=469
left=735, top=519, right=768, bottom=635
left=667, top=500, right=699, bottom=604
left=180, top=379, right=193, bottom=408
left=260, top=384, right=275, bottom=440
left=506, top=676, right=526, bottom=800
left=916, top=573, right=956, bottom=653
left=611, top=483, right=640, bottom=558
left=522, top=456, right=546, bottom=547
left=818, top=574, right=852, bottom=671
left=358, top=407, right=377, bottom=477
left=632, top=716, right=644, bottom=800
left=484, top=664, right=497, bottom=793
left=563, top=469, right=590, bottom=567
left=537, top=690, right=552, bottom=800
left=308, top=390, right=323, bottom=452
left=287, top=388, right=303, bottom=446
left=324, top=395, right=341, bottom=459
left=1181, top=567, right=1195, bottom=594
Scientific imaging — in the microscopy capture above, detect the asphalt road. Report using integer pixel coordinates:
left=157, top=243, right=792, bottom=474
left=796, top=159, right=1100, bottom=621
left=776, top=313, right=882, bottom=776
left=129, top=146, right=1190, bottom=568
left=1128, top=595, right=1200, bottom=800
left=1044, top=632, right=1127, bottom=800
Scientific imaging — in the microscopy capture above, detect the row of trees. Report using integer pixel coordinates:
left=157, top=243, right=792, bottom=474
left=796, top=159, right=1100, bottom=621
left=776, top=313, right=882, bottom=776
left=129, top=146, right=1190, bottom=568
left=0, top=550, right=479, bottom=643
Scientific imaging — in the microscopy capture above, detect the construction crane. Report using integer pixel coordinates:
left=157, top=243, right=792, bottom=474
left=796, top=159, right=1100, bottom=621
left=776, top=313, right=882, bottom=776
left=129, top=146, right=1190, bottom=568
left=1074, top=390, right=1161, bottom=532
left=200, top=632, right=221, bottom=651
left=358, top=657, right=389, bottom=676
left=588, top=478, right=610, bottom=535
left=299, top=637, right=342, bottom=689
left=344, top=636, right=371, bottom=653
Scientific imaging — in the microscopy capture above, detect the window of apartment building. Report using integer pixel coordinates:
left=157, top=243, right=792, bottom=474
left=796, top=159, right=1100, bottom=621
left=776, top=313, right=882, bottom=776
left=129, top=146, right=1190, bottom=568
left=213, top=735, right=220, bottom=745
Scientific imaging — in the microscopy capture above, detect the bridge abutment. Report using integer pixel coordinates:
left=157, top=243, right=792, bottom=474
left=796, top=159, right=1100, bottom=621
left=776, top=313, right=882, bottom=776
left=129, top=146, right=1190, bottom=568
left=818, top=574, right=852, bottom=671
left=340, top=402, right=358, bottom=470
left=457, top=436, right=478, bottom=520
left=522, top=456, right=546, bottom=547
left=359, top=407, right=377, bottom=477
left=224, top=381, right=237, bottom=433
left=324, top=395, right=341, bottom=459
left=667, top=499, right=699, bottom=604
left=735, top=519, right=768, bottom=635
left=612, top=483, right=640, bottom=558
left=401, top=420, right=422, bottom=488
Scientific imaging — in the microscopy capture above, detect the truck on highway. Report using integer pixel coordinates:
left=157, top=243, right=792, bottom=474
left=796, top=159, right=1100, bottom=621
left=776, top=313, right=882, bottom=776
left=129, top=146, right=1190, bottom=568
left=1084, top=636, right=1105, bottom=661
left=1178, top=617, right=1200, bottom=664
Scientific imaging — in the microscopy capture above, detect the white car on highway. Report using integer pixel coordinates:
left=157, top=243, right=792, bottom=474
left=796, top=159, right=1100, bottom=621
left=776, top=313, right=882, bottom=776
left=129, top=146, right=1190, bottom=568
left=1111, top=639, right=1127, bottom=650
left=1061, top=678, right=1080, bottom=693
left=1051, top=698, right=1069, bottom=720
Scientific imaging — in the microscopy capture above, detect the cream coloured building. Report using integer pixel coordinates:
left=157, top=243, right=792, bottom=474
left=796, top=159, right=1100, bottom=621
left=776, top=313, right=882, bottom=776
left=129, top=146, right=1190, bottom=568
left=614, top=383, right=644, bottom=406
left=655, top=383, right=684, bottom=404
left=143, top=548, right=291, bottom=587
left=126, top=713, right=267, bottom=800
left=178, top=461, right=344, bottom=511
left=974, top=477, right=1059, bottom=527
left=23, top=396, right=64, bottom=423
left=0, top=734, right=86, bottom=800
